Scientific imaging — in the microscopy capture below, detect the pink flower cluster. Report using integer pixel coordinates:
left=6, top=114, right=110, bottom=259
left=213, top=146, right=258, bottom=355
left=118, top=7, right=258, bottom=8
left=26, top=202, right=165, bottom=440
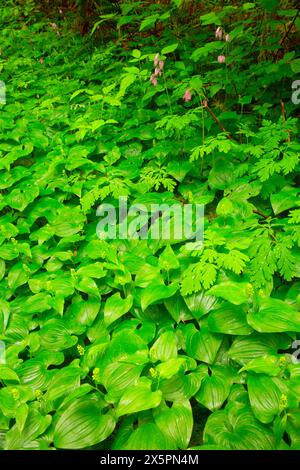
left=215, top=27, right=230, bottom=42
left=150, top=53, right=165, bottom=87
left=183, top=89, right=191, bottom=102
left=215, top=27, right=230, bottom=64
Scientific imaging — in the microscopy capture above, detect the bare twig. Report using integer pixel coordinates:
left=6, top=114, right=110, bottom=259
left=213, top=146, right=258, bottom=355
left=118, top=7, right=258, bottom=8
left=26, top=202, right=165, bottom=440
left=203, top=100, right=237, bottom=142
left=253, top=209, right=270, bottom=220
left=274, top=8, right=300, bottom=59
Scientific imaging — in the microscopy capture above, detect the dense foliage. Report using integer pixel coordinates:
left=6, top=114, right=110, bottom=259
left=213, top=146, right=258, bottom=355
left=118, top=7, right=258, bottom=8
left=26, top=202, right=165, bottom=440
left=0, top=0, right=299, bottom=450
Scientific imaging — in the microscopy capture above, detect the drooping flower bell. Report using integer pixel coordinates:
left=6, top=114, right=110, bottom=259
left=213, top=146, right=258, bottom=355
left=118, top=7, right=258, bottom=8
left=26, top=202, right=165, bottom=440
left=225, top=34, right=230, bottom=43
left=183, top=89, right=192, bottom=102
left=215, top=27, right=223, bottom=40
left=150, top=55, right=165, bottom=86
left=218, top=55, right=226, bottom=64
left=150, top=74, right=158, bottom=87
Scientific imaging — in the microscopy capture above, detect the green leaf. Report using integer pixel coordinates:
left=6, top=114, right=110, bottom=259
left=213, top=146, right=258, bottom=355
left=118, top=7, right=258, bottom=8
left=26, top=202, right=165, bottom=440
left=39, top=320, right=77, bottom=351
left=8, top=263, right=29, bottom=291
left=247, top=374, right=282, bottom=423
left=5, top=185, right=39, bottom=211
left=164, top=296, right=192, bottom=322
left=76, top=277, right=100, bottom=298
left=131, top=49, right=141, bottom=59
left=291, top=59, right=300, bottom=73
left=156, top=357, right=188, bottom=380
left=45, top=366, right=81, bottom=407
left=239, top=355, right=281, bottom=376
left=139, top=14, right=159, bottom=32
left=248, top=298, right=300, bottom=332
left=124, top=422, right=175, bottom=450
left=183, top=291, right=217, bottom=319
left=166, top=161, right=192, bottom=182
left=159, top=245, right=179, bottom=270
left=5, top=409, right=51, bottom=450
left=161, top=43, right=178, bottom=55
left=154, top=401, right=193, bottom=449
left=70, top=297, right=100, bottom=326
left=102, top=362, right=143, bottom=402
left=208, top=304, right=253, bottom=335
left=54, top=397, right=115, bottom=449
left=196, top=366, right=234, bottom=411
left=270, top=186, right=299, bottom=215
left=117, top=385, right=162, bottom=417
left=228, top=333, right=290, bottom=365
left=0, top=259, right=6, bottom=281
left=104, top=293, right=133, bottom=326
left=0, top=365, right=20, bottom=383
left=184, top=324, right=223, bottom=364
left=150, top=331, right=178, bottom=362
left=207, top=282, right=250, bottom=305
left=203, top=404, right=275, bottom=449
left=140, top=283, right=178, bottom=311
left=200, top=12, right=222, bottom=25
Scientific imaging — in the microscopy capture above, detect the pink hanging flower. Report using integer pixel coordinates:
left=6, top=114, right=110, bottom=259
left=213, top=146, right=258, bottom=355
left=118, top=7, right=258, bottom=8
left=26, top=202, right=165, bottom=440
left=218, top=55, right=226, bottom=64
left=159, top=60, right=164, bottom=70
left=154, top=67, right=162, bottom=76
left=150, top=74, right=158, bottom=87
left=183, top=89, right=192, bottom=102
left=154, top=53, right=159, bottom=67
left=225, top=33, right=230, bottom=43
left=215, top=27, right=223, bottom=40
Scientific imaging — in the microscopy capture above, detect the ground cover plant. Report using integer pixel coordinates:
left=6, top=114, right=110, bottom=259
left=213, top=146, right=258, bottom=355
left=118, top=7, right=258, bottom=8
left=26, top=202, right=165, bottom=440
left=0, top=0, right=299, bottom=450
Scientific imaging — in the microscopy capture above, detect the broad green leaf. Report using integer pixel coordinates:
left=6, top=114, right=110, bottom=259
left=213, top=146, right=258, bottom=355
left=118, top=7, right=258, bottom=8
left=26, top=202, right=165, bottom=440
left=0, top=365, right=19, bottom=383
left=208, top=304, right=253, bottom=335
left=44, top=366, right=81, bottom=408
left=124, top=423, right=175, bottom=450
left=208, top=282, right=250, bottom=305
left=161, top=43, right=178, bottom=55
left=196, top=366, right=235, bottom=411
left=117, top=386, right=162, bottom=417
left=104, top=293, right=133, bottom=326
left=70, top=297, right=101, bottom=326
left=291, top=58, right=300, bottom=73
left=102, top=362, right=143, bottom=402
left=54, top=397, right=115, bottom=449
left=156, top=357, right=188, bottom=380
left=5, top=409, right=51, bottom=450
left=150, top=331, right=178, bottom=362
left=154, top=401, right=193, bottom=449
left=183, top=291, right=217, bottom=319
left=247, top=374, right=282, bottom=423
left=140, top=283, right=178, bottom=311
left=270, top=186, right=299, bottom=215
left=239, top=355, right=281, bottom=376
left=248, top=298, right=300, bottom=332
left=5, top=185, right=39, bottom=211
left=203, top=404, right=275, bottom=449
left=200, top=12, right=222, bottom=25
left=228, top=333, right=291, bottom=365
left=164, top=296, right=192, bottom=322
left=184, top=324, right=223, bottom=364
left=132, top=49, right=141, bottom=59
left=166, top=161, right=192, bottom=182
left=39, top=320, right=77, bottom=351
left=159, top=245, right=179, bottom=270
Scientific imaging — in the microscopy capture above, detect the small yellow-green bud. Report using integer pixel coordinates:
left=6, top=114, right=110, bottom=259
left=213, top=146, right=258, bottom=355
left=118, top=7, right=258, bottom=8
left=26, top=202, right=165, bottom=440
left=77, top=345, right=85, bottom=356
